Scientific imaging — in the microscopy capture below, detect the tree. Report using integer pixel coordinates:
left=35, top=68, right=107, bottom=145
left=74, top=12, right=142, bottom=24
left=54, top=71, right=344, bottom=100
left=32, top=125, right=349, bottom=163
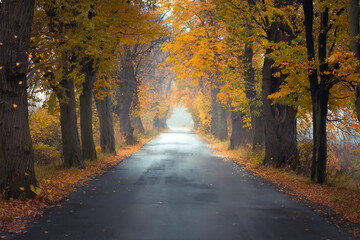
left=0, top=0, right=38, bottom=199
left=302, top=0, right=332, bottom=183
left=80, top=61, right=97, bottom=161
left=57, top=75, right=85, bottom=169
left=349, top=0, right=360, bottom=121
left=115, top=46, right=137, bottom=145
left=94, top=80, right=116, bottom=154
left=163, top=0, right=229, bottom=140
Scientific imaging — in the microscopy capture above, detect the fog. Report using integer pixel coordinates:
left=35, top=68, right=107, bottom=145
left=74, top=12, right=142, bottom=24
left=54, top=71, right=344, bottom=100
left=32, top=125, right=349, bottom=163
left=167, top=107, right=194, bottom=129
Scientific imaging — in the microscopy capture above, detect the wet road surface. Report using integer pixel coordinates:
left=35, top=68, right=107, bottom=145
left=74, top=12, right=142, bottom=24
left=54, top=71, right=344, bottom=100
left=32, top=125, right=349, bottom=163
left=12, top=129, right=354, bottom=239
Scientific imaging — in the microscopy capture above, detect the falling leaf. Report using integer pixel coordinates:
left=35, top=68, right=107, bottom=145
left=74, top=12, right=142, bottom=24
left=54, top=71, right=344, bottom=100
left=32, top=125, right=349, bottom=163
left=0, top=66, right=2, bottom=70
left=44, top=231, right=48, bottom=234
left=14, top=35, right=17, bottom=39
left=24, top=172, right=28, bottom=176
left=19, top=187, right=24, bottom=191
left=16, top=62, right=20, bottom=66
left=0, top=42, right=3, bottom=45
left=13, top=104, right=17, bottom=108
left=19, top=81, right=22, bottom=85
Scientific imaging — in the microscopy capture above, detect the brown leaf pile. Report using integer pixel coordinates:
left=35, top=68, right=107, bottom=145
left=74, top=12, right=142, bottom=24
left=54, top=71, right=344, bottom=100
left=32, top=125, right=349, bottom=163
left=0, top=137, right=151, bottom=234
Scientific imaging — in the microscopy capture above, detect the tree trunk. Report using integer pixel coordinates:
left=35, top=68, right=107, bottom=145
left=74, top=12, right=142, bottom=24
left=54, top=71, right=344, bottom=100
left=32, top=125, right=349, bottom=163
left=0, top=0, right=37, bottom=199
left=153, top=104, right=169, bottom=129
left=252, top=114, right=264, bottom=149
left=217, top=102, right=228, bottom=141
left=117, top=47, right=136, bottom=145
left=311, top=89, right=329, bottom=183
left=349, top=0, right=360, bottom=121
left=243, top=41, right=265, bottom=149
left=230, top=110, right=251, bottom=149
left=210, top=85, right=219, bottom=137
left=210, top=83, right=228, bottom=140
left=80, top=62, right=97, bottom=161
left=311, top=7, right=330, bottom=183
left=262, top=23, right=299, bottom=168
left=57, top=78, right=85, bottom=169
left=303, top=0, right=330, bottom=183
left=94, top=89, right=116, bottom=155
left=132, top=116, right=145, bottom=134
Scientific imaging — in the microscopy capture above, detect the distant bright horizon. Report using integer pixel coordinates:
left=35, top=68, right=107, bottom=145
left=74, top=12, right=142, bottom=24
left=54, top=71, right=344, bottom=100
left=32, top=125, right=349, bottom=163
left=167, top=107, right=194, bottom=129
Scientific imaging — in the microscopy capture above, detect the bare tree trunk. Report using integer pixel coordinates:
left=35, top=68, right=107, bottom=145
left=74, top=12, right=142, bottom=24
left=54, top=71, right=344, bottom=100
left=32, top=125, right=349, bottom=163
left=0, top=0, right=37, bottom=199
left=117, top=47, right=136, bottom=145
left=230, top=110, right=251, bottom=149
left=252, top=114, right=264, bottom=149
left=132, top=117, right=145, bottom=134
left=217, top=102, right=228, bottom=141
left=262, top=22, right=299, bottom=168
left=303, top=0, right=330, bottom=183
left=211, top=83, right=228, bottom=140
left=80, top=62, right=97, bottom=161
left=94, top=89, right=116, bottom=155
left=349, top=0, right=360, bottom=121
left=210, top=85, right=219, bottom=137
left=58, top=78, right=85, bottom=169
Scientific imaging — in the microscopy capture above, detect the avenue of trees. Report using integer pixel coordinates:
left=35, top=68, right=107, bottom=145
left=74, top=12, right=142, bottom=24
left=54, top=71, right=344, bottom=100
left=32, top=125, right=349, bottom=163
left=0, top=0, right=173, bottom=199
left=163, top=0, right=360, bottom=184
left=1, top=0, right=360, bottom=200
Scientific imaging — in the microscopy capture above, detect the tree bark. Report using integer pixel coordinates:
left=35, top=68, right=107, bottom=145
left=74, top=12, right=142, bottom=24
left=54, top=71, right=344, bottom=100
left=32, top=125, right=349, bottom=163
left=262, top=22, right=299, bottom=168
left=117, top=47, right=136, bottom=145
left=230, top=110, right=251, bottom=149
left=252, top=114, right=264, bottom=149
left=349, top=0, right=360, bottom=121
left=217, top=102, right=228, bottom=140
left=210, top=83, right=228, bottom=140
left=94, top=89, right=116, bottom=155
left=57, top=78, right=85, bottom=169
left=0, top=0, right=37, bottom=199
left=80, top=62, right=97, bottom=161
left=303, top=0, right=330, bottom=183
left=132, top=116, right=145, bottom=134
left=210, top=85, right=219, bottom=137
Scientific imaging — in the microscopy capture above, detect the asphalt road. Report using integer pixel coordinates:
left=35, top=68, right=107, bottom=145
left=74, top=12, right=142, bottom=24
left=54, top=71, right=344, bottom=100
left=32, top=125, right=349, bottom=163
left=12, top=129, right=354, bottom=240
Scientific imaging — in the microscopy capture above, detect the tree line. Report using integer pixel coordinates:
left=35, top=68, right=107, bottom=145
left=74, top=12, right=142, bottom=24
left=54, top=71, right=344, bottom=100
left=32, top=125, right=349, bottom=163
left=163, top=0, right=360, bottom=184
left=0, top=0, right=172, bottom=199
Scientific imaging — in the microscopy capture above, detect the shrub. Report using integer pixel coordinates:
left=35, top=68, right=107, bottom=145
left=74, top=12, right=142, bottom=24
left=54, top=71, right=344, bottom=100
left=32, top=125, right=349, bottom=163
left=33, top=143, right=62, bottom=166
left=297, top=141, right=313, bottom=176
left=29, top=108, right=61, bottom=148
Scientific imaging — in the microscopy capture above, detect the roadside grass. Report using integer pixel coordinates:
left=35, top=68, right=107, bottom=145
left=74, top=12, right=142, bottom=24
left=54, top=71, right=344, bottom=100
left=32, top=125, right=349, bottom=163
left=0, top=132, right=160, bottom=234
left=199, top=135, right=360, bottom=239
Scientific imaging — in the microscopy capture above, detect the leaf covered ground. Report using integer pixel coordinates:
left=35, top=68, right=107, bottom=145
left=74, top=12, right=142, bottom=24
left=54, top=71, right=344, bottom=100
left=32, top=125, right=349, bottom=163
left=202, top=136, right=360, bottom=239
left=0, top=137, right=152, bottom=236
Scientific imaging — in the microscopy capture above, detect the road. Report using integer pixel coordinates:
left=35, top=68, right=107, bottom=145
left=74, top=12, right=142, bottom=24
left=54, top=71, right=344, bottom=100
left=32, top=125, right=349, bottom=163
left=13, top=129, right=354, bottom=240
